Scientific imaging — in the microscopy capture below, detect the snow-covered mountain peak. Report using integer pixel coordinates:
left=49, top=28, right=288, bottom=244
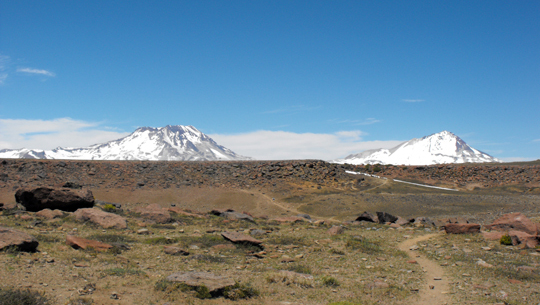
left=333, top=131, right=501, bottom=166
left=0, top=125, right=250, bottom=161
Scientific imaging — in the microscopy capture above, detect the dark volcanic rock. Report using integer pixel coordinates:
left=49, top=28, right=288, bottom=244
left=0, top=226, right=39, bottom=252
left=376, top=212, right=398, bottom=224
left=355, top=211, right=378, bottom=223
left=15, top=187, right=94, bottom=212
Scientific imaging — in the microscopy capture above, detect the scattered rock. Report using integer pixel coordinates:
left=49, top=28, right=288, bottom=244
left=163, top=246, right=189, bottom=256
left=365, top=279, right=389, bottom=289
left=168, top=207, right=206, bottom=218
left=444, top=223, right=481, bottom=234
left=327, top=225, right=344, bottom=235
left=0, top=226, right=39, bottom=252
left=272, top=216, right=306, bottom=223
left=250, top=229, right=267, bottom=237
left=66, top=235, right=113, bottom=251
left=135, top=204, right=172, bottom=224
left=166, top=271, right=235, bottom=292
left=74, top=208, right=127, bottom=229
left=35, top=209, right=64, bottom=219
left=296, top=214, right=311, bottom=220
left=15, top=187, right=94, bottom=212
left=211, top=209, right=254, bottom=222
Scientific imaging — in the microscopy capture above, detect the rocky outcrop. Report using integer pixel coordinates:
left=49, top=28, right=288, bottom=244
left=15, top=187, right=94, bottom=212
left=483, top=213, right=539, bottom=235
left=74, top=208, right=127, bottom=229
left=0, top=226, right=39, bottom=252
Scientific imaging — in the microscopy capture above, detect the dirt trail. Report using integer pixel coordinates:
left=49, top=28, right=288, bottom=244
left=398, top=233, right=452, bottom=305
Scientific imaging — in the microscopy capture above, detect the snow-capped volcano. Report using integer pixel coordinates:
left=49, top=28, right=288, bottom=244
left=0, top=125, right=250, bottom=161
left=332, top=131, right=501, bottom=165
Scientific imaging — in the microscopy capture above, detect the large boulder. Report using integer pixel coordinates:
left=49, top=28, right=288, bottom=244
left=0, top=226, right=39, bottom=252
left=135, top=204, right=171, bottom=224
left=444, top=223, right=481, bottom=234
left=74, top=208, right=127, bottom=229
left=376, top=212, right=398, bottom=224
left=15, top=187, right=94, bottom=212
left=166, top=271, right=235, bottom=293
left=484, top=213, right=539, bottom=235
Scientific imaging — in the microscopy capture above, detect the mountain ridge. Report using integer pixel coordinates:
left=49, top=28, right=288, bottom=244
left=332, top=131, right=501, bottom=165
left=0, top=125, right=250, bottom=161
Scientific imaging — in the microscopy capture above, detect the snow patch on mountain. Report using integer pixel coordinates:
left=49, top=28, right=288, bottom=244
left=0, top=125, right=251, bottom=161
left=332, top=131, right=501, bottom=165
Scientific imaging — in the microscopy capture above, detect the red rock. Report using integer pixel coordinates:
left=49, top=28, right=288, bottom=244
left=484, top=213, right=538, bottom=235
left=211, top=244, right=236, bottom=251
left=135, top=204, right=171, bottom=224
left=36, top=209, right=63, bottom=219
left=508, top=279, right=522, bottom=284
left=407, top=260, right=418, bottom=264
left=482, top=231, right=505, bottom=241
left=66, top=235, right=112, bottom=251
left=221, top=231, right=263, bottom=246
left=327, top=225, right=344, bottom=235
left=508, top=230, right=540, bottom=248
left=74, top=208, right=127, bottom=229
left=444, top=223, right=481, bottom=234
left=0, top=226, right=39, bottom=252
left=163, top=246, right=189, bottom=256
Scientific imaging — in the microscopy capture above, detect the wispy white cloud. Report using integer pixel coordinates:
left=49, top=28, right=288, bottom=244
left=331, top=118, right=380, bottom=126
left=210, top=130, right=402, bottom=160
left=0, top=118, right=129, bottom=150
left=402, top=99, right=425, bottom=103
left=17, top=67, right=56, bottom=77
left=262, top=105, right=322, bottom=115
left=0, top=55, right=9, bottom=85
left=532, top=139, right=540, bottom=143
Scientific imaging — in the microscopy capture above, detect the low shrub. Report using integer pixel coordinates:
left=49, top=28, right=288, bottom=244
left=321, top=276, right=340, bottom=287
left=286, top=264, right=312, bottom=274
left=345, top=237, right=381, bottom=254
left=144, top=237, right=177, bottom=245
left=500, top=234, right=512, bottom=245
left=0, top=287, right=53, bottom=305
left=223, top=282, right=260, bottom=300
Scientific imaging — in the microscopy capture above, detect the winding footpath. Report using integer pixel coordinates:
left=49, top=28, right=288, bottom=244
left=398, top=233, right=452, bottom=305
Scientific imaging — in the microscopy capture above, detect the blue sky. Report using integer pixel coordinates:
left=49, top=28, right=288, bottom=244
left=0, top=0, right=538, bottom=160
